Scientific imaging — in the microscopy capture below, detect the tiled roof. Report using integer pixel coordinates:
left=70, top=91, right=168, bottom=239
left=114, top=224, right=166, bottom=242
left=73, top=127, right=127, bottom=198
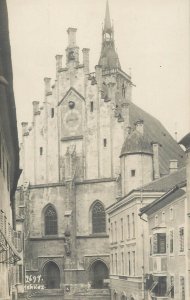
left=128, top=102, right=185, bottom=175
left=140, top=186, right=186, bottom=216
left=137, top=167, right=186, bottom=192
left=179, top=132, right=190, bottom=149
left=120, top=130, right=153, bottom=156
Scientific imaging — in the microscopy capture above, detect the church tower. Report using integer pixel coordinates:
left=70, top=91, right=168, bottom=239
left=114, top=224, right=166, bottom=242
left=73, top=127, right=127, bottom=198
left=99, top=0, right=121, bottom=70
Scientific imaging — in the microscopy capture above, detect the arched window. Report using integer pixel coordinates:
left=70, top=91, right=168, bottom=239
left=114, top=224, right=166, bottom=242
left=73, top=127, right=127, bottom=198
left=113, top=292, right=117, bottom=300
left=89, top=260, right=109, bottom=289
left=43, top=261, right=60, bottom=289
left=92, top=202, right=106, bottom=233
left=44, top=205, right=57, bottom=235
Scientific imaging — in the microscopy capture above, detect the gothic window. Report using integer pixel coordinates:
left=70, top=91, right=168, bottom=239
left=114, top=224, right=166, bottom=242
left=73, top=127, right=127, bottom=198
left=92, top=202, right=106, bottom=234
left=45, top=205, right=58, bottom=235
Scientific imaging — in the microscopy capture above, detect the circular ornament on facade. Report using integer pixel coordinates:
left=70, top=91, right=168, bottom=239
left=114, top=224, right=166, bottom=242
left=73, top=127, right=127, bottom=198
left=68, top=100, right=75, bottom=109
left=63, top=109, right=81, bottom=131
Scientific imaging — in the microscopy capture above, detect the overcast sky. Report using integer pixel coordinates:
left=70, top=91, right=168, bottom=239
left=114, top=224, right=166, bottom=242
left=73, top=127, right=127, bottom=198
left=7, top=0, right=190, bottom=141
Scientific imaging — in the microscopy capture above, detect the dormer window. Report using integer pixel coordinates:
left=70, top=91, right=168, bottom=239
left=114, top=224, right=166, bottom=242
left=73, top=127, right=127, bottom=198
left=131, top=169, right=136, bottom=177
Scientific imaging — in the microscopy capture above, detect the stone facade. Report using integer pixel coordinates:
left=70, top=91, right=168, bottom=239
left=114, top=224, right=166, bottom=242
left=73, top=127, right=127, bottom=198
left=0, top=1, right=21, bottom=299
left=16, top=2, right=186, bottom=300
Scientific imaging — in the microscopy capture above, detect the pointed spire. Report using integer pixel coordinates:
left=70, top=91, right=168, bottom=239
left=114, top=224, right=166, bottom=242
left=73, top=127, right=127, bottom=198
left=98, top=0, right=121, bottom=70
left=104, top=0, right=112, bottom=32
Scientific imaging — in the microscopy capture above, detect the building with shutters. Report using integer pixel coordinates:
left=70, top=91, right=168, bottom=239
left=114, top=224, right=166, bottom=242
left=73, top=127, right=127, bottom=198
left=0, top=1, right=22, bottom=299
left=139, top=133, right=190, bottom=300
left=15, top=1, right=186, bottom=300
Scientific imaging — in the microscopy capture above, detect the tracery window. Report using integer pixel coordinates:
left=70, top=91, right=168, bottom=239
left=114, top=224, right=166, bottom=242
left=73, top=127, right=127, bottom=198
left=45, top=205, right=58, bottom=235
left=92, top=202, right=106, bottom=233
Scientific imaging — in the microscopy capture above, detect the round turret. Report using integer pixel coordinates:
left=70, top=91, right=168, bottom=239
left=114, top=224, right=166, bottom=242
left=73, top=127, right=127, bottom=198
left=120, top=120, right=153, bottom=196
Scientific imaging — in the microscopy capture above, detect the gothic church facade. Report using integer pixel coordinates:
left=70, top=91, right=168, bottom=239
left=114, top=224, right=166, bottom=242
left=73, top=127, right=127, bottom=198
left=16, top=2, right=185, bottom=300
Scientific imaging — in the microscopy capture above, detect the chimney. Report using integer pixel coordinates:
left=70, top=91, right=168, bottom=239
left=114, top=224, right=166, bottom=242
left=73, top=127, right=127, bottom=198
left=82, top=48, right=90, bottom=74
left=95, top=65, right=102, bottom=87
left=44, top=77, right=52, bottom=96
left=169, top=160, right=178, bottom=173
left=32, top=101, right=40, bottom=115
left=21, top=122, right=28, bottom=136
left=152, top=143, right=160, bottom=179
left=67, top=28, right=77, bottom=47
left=55, top=55, right=63, bottom=74
left=135, top=120, right=144, bottom=135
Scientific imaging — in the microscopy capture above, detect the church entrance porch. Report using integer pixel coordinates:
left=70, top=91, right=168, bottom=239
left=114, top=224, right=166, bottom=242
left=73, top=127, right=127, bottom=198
left=89, top=260, right=109, bottom=289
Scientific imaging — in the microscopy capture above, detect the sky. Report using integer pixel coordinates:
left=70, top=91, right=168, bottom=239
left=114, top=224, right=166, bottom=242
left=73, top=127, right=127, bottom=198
left=6, top=0, right=190, bottom=141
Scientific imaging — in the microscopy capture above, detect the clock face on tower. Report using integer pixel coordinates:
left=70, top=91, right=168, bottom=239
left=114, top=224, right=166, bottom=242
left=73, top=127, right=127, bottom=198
left=63, top=109, right=81, bottom=132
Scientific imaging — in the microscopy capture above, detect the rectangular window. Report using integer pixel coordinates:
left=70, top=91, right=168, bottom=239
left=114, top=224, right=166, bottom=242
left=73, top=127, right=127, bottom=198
left=150, top=237, right=152, bottom=256
left=127, top=215, right=130, bottom=239
left=170, top=276, right=174, bottom=298
left=40, top=147, right=43, bottom=155
left=153, top=233, right=166, bottom=254
left=121, top=252, right=124, bottom=275
left=179, top=227, right=184, bottom=252
left=128, top=252, right=131, bottom=276
left=115, top=221, right=117, bottom=242
left=132, top=213, right=135, bottom=238
left=115, top=253, right=118, bottom=274
left=180, top=276, right=185, bottom=300
left=110, top=223, right=113, bottom=243
left=121, top=218, right=124, bottom=241
left=131, top=169, right=136, bottom=177
left=132, top=251, right=135, bottom=275
left=103, top=138, right=107, bottom=147
left=90, top=101, right=94, bottom=112
left=19, top=265, right=23, bottom=283
left=51, top=108, right=54, bottom=118
left=111, top=254, right=113, bottom=273
left=170, top=230, right=174, bottom=254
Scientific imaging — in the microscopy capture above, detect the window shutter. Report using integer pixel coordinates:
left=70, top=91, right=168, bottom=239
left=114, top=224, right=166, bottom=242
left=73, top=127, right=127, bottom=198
left=153, top=234, right=158, bottom=254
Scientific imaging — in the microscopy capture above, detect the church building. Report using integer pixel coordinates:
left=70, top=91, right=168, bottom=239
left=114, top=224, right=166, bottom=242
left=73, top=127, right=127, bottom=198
left=16, top=2, right=185, bottom=300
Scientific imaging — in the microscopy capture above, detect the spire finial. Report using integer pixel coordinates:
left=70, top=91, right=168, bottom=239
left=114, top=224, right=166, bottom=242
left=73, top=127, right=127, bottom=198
left=104, top=0, right=112, bottom=31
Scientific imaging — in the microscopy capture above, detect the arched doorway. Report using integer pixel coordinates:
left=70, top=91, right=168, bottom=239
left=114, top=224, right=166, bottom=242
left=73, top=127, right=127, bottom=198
left=43, top=261, right=60, bottom=289
left=89, top=260, right=109, bottom=289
